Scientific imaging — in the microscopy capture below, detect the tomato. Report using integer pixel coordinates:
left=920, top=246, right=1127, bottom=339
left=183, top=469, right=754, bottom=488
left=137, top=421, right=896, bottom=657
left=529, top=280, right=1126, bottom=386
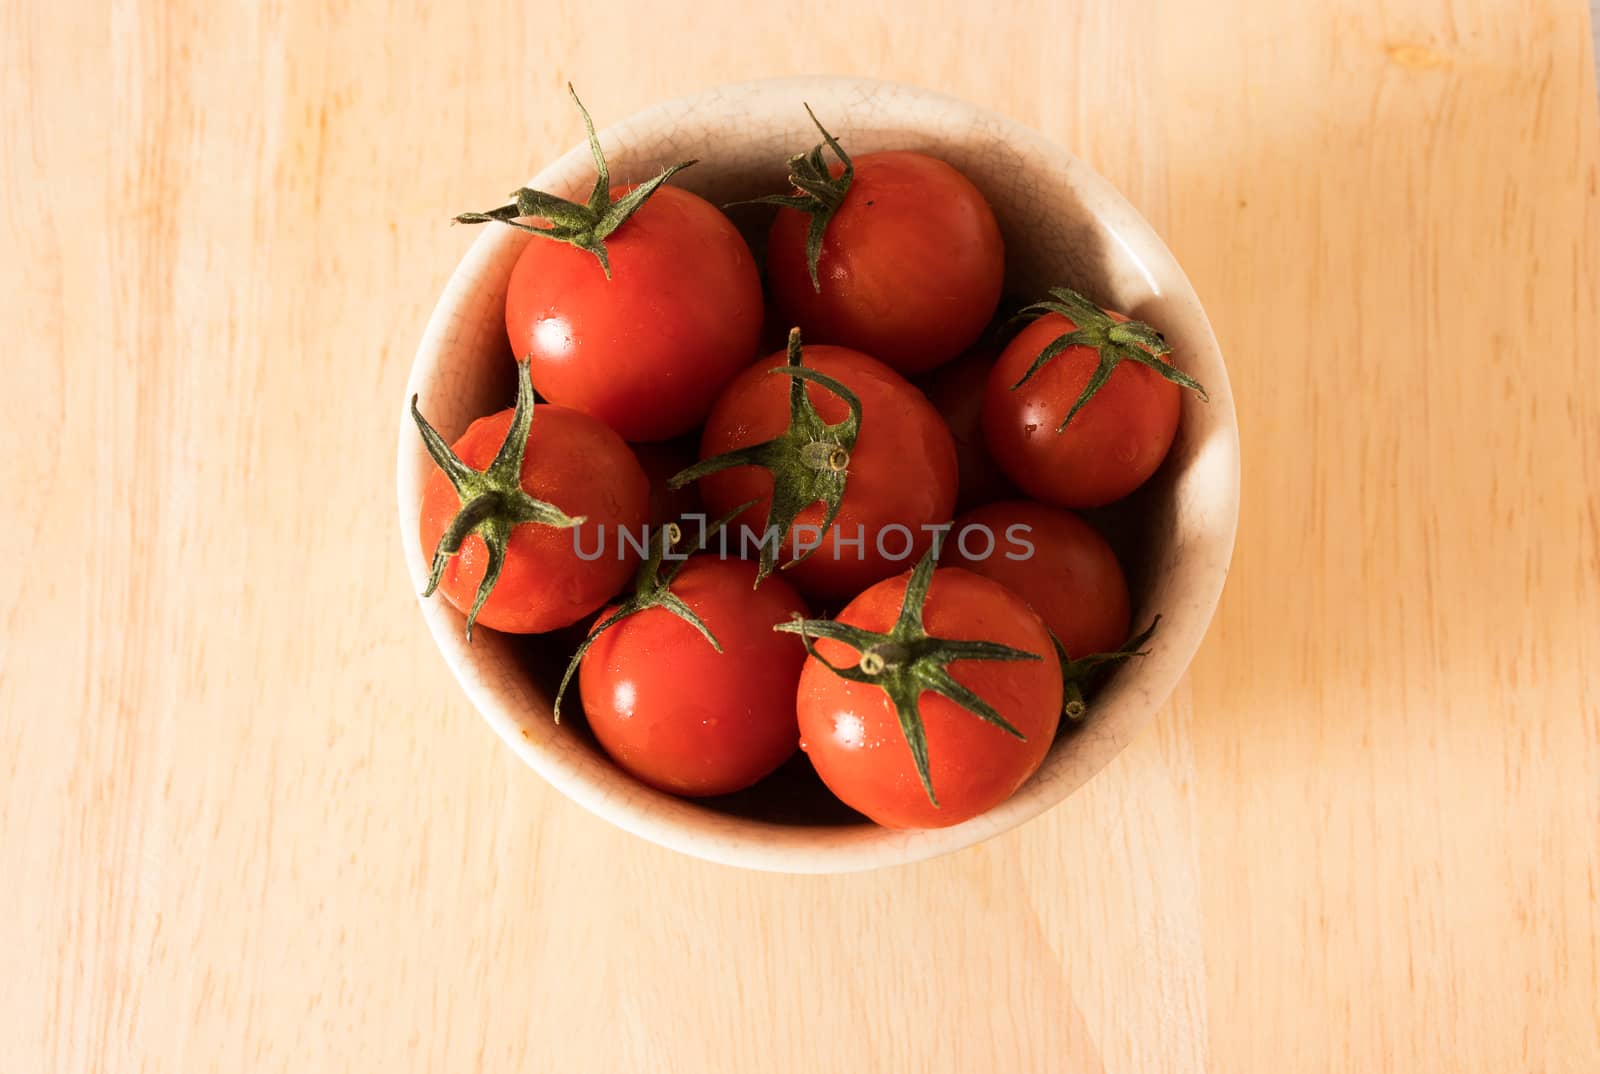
left=763, top=119, right=1003, bottom=375
left=416, top=368, right=649, bottom=635
left=504, top=183, right=763, bottom=441
left=458, top=89, right=763, bottom=442
left=918, top=340, right=1016, bottom=511
left=577, top=556, right=810, bottom=797
left=982, top=289, right=1206, bottom=508
left=691, top=341, right=958, bottom=604
left=787, top=561, right=1061, bottom=828
left=946, top=501, right=1130, bottom=660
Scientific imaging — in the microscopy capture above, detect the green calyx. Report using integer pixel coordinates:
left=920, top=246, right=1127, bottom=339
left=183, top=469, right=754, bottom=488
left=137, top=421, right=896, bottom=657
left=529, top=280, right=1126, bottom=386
left=775, top=547, right=1043, bottom=807
left=453, top=84, right=697, bottom=279
left=667, top=328, right=862, bottom=587
left=1053, top=616, right=1160, bottom=721
left=1010, top=286, right=1209, bottom=431
left=552, top=524, right=715, bottom=723
left=551, top=502, right=754, bottom=721
left=412, top=359, right=586, bottom=640
left=739, top=104, right=853, bottom=291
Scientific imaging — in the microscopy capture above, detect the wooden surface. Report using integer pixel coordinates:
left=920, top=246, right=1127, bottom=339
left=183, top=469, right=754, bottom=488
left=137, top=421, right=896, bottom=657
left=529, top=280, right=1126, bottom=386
left=2, top=1, right=1597, bottom=1070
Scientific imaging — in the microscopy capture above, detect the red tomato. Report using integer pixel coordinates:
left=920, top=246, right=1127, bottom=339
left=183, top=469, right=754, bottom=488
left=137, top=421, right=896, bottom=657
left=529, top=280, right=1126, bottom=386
left=946, top=501, right=1130, bottom=659
left=506, top=183, right=763, bottom=441
left=695, top=344, right=958, bottom=603
left=767, top=151, right=1004, bottom=376
left=918, top=340, right=1017, bottom=511
left=579, top=556, right=810, bottom=797
left=983, top=311, right=1181, bottom=507
left=794, top=566, right=1061, bottom=828
left=418, top=404, right=648, bottom=634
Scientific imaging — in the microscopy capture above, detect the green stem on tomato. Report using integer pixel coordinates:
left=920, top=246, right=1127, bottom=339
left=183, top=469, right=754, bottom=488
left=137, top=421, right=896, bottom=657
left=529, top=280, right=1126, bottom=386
left=730, top=104, right=852, bottom=291
left=1008, top=287, right=1208, bottom=431
left=551, top=502, right=754, bottom=722
left=775, top=546, right=1042, bottom=807
left=453, top=85, right=697, bottom=279
left=1052, top=616, right=1162, bottom=722
left=666, top=328, right=862, bottom=588
left=412, top=359, right=586, bottom=641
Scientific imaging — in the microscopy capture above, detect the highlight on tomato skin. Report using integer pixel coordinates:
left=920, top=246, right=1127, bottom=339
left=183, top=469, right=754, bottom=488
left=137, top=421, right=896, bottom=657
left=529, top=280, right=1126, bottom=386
left=577, top=556, right=811, bottom=798
left=789, top=565, right=1063, bottom=830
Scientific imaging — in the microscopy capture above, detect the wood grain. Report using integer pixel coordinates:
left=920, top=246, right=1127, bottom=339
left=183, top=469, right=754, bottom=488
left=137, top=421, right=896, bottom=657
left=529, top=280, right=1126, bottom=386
left=2, top=1, right=1596, bottom=1070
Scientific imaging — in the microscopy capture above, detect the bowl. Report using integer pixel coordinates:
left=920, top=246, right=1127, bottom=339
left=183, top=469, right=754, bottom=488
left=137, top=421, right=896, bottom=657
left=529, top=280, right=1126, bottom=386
left=396, top=76, right=1240, bottom=873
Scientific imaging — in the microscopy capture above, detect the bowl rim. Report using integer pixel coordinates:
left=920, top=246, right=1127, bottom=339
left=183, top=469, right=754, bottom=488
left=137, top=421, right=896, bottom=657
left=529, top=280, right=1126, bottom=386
left=396, top=75, right=1241, bottom=873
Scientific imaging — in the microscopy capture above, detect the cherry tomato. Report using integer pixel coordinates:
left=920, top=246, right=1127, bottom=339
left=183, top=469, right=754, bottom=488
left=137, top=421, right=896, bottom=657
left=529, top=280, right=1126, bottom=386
left=579, top=556, right=810, bottom=797
left=506, top=183, right=763, bottom=441
left=918, top=340, right=1017, bottom=511
left=794, top=566, right=1061, bottom=828
left=982, top=311, right=1181, bottom=507
left=695, top=344, right=958, bottom=603
left=418, top=404, right=648, bottom=634
left=767, top=151, right=1004, bottom=376
left=946, top=501, right=1130, bottom=659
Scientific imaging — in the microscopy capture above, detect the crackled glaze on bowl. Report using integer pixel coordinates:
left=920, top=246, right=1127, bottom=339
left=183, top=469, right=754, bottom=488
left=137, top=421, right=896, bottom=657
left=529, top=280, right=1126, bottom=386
left=396, top=77, right=1240, bottom=873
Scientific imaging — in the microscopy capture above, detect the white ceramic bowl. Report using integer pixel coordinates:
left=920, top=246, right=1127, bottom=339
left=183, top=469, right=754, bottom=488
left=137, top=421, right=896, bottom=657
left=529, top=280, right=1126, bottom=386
left=396, top=77, right=1240, bottom=873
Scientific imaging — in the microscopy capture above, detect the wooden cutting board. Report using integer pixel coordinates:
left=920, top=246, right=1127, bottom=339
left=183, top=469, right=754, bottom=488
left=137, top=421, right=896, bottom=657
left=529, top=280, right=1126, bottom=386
left=2, top=1, right=1595, bottom=1070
